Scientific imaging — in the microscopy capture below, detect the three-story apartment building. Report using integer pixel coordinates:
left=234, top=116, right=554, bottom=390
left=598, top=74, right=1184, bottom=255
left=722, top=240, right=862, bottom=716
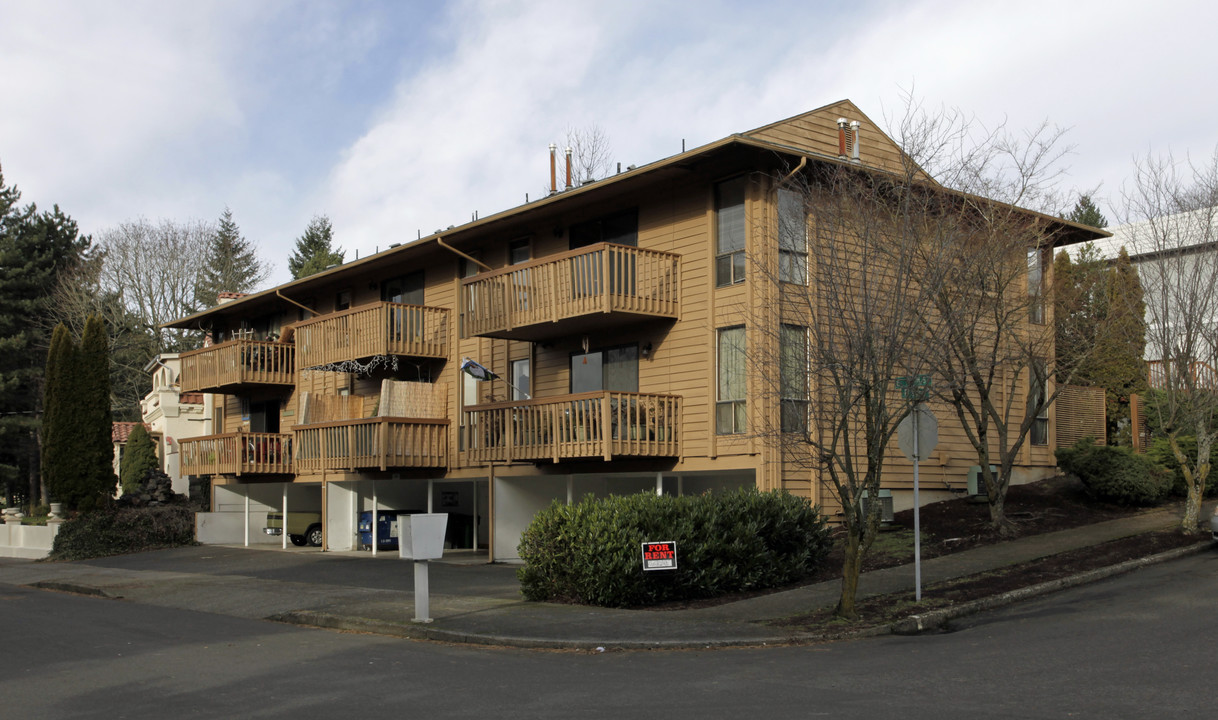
left=169, top=100, right=1103, bottom=561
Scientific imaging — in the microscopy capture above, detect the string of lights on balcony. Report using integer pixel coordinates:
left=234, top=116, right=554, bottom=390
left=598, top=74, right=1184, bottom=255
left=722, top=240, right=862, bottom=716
left=301, top=354, right=399, bottom=377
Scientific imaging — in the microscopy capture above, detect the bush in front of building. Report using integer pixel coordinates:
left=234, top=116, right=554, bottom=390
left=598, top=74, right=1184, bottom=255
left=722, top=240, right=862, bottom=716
left=516, top=488, right=831, bottom=607
left=48, top=505, right=196, bottom=561
left=1146, top=436, right=1218, bottom=498
left=1055, top=440, right=1172, bottom=506
left=120, top=424, right=159, bottom=496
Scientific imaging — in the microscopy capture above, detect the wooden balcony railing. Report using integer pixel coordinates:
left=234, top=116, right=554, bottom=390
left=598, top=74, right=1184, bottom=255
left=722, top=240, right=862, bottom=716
left=293, top=417, right=449, bottom=472
left=294, top=302, right=449, bottom=370
left=1147, top=359, right=1217, bottom=390
left=179, top=339, right=294, bottom=393
left=179, top=432, right=294, bottom=476
left=461, top=243, right=680, bottom=339
left=461, top=391, right=680, bottom=463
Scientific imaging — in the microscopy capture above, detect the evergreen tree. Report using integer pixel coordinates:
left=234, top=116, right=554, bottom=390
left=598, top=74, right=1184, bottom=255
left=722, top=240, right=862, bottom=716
left=287, top=214, right=344, bottom=279
left=119, top=422, right=158, bottom=495
left=77, top=315, right=116, bottom=510
left=1055, top=245, right=1147, bottom=443
left=0, top=164, right=92, bottom=505
left=40, top=324, right=74, bottom=505
left=1064, top=194, right=1108, bottom=229
left=193, top=207, right=271, bottom=308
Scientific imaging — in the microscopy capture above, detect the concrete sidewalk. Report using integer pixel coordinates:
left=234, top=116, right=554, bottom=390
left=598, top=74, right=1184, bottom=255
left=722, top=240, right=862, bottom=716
left=0, top=505, right=1212, bottom=650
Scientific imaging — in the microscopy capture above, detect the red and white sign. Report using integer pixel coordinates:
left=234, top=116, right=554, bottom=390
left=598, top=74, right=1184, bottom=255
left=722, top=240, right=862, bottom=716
left=641, top=540, right=677, bottom=571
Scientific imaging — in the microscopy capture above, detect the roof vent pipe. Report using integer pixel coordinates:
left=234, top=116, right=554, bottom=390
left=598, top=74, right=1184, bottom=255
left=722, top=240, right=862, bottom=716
left=837, top=118, right=849, bottom=158
left=565, top=147, right=573, bottom=189
left=850, top=121, right=861, bottom=163
left=549, top=144, right=557, bottom=194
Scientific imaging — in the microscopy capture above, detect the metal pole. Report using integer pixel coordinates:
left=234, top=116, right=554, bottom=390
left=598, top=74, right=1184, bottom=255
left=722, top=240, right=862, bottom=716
left=372, top=479, right=378, bottom=557
left=282, top=485, right=288, bottom=550
left=244, top=489, right=249, bottom=547
left=414, top=560, right=431, bottom=622
left=913, top=412, right=922, bottom=602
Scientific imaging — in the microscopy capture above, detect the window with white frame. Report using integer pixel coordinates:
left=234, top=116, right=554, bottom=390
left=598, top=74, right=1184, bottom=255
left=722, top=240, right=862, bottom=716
left=780, top=325, right=808, bottom=433
left=715, top=177, right=747, bottom=287
left=716, top=326, right=747, bottom=434
left=778, top=188, right=808, bottom=285
left=511, top=358, right=531, bottom=401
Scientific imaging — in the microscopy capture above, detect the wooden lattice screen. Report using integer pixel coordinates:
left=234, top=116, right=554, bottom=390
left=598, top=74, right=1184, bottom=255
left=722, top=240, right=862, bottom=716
left=1055, top=385, right=1107, bottom=448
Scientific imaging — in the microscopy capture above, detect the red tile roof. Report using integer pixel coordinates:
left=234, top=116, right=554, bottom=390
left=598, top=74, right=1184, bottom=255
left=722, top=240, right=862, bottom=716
left=111, top=422, right=150, bottom=443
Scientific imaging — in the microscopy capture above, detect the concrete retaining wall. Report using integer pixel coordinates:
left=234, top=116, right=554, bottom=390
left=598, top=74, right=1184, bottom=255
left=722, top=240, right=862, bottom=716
left=0, top=522, right=59, bottom=559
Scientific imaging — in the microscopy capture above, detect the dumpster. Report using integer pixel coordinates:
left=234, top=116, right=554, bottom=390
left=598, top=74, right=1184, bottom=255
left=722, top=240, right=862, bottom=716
left=358, top=510, right=422, bottom=550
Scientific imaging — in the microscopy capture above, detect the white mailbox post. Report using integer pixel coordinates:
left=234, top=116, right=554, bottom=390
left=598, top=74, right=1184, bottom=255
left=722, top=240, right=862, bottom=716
left=399, top=513, right=448, bottom=623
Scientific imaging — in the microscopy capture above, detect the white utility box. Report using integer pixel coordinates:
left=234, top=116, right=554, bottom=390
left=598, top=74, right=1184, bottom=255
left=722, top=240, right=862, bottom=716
left=398, top=513, right=448, bottom=560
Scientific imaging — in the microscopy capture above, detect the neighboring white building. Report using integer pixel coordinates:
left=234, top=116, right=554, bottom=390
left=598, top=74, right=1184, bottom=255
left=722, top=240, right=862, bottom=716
left=1076, top=208, right=1218, bottom=375
left=140, top=354, right=214, bottom=495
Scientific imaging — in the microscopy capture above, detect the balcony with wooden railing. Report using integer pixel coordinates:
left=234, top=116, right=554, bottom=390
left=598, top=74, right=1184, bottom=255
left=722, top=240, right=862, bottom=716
left=460, top=391, right=680, bottom=463
left=294, top=302, right=449, bottom=370
left=293, top=417, right=449, bottom=472
left=179, top=432, right=294, bottom=476
left=1147, top=359, right=1217, bottom=390
left=460, top=243, right=680, bottom=341
left=179, top=339, right=294, bottom=393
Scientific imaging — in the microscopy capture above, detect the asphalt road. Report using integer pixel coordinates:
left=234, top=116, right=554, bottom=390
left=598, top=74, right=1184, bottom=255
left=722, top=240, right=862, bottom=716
left=2, top=552, right=1215, bottom=719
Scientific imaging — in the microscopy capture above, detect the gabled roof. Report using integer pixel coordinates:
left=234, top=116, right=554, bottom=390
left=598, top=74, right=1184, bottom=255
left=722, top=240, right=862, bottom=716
left=1088, top=206, right=1217, bottom=261
left=165, top=99, right=1107, bottom=330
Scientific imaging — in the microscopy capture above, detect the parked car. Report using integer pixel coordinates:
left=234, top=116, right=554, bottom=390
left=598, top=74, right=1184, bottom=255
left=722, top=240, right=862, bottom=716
left=265, top=512, right=323, bottom=547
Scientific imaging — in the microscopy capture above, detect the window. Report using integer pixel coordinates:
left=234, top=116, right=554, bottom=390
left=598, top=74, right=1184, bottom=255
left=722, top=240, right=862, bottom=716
left=778, top=188, right=807, bottom=284
left=570, top=345, right=638, bottom=393
left=459, top=252, right=482, bottom=278
left=1030, top=360, right=1049, bottom=446
left=570, top=208, right=638, bottom=249
left=780, top=325, right=808, bottom=433
left=511, top=358, right=531, bottom=401
left=509, top=238, right=530, bottom=265
left=1028, top=248, right=1047, bottom=324
left=335, top=290, right=351, bottom=311
left=382, top=271, right=424, bottom=305
left=716, top=327, right=747, bottom=434
left=715, top=177, right=747, bottom=287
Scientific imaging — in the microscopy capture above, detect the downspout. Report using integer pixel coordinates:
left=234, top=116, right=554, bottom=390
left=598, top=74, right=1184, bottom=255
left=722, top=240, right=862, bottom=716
left=275, top=289, right=315, bottom=317
left=437, top=237, right=492, bottom=272
left=780, top=156, right=808, bottom=186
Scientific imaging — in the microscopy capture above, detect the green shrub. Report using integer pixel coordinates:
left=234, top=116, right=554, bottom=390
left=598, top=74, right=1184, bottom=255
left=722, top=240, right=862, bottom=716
left=517, top=488, right=831, bottom=607
left=49, top=505, right=196, bottom=561
left=120, top=424, right=159, bottom=496
left=1147, top=436, right=1218, bottom=498
left=1055, top=440, right=1171, bottom=506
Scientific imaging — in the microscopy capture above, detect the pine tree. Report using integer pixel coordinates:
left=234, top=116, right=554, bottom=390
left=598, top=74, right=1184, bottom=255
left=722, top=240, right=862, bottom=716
left=0, top=165, right=91, bottom=505
left=77, top=315, right=116, bottom=510
left=194, top=207, right=271, bottom=308
left=119, top=422, right=158, bottom=495
left=1064, top=194, right=1108, bottom=229
left=287, top=214, right=344, bottom=279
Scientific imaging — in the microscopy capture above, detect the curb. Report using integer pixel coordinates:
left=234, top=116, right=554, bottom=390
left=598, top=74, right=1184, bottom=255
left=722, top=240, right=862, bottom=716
left=28, top=580, right=118, bottom=599
left=889, top=540, right=1213, bottom=635
left=267, top=609, right=796, bottom=651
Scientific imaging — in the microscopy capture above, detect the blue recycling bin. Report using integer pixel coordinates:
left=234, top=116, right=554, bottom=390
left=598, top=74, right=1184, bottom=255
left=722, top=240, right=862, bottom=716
left=358, top=510, right=419, bottom=550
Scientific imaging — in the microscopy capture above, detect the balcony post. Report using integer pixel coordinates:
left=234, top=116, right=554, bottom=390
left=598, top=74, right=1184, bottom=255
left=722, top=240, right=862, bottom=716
left=601, top=248, right=611, bottom=314
left=601, top=393, right=612, bottom=461
left=379, top=418, right=388, bottom=471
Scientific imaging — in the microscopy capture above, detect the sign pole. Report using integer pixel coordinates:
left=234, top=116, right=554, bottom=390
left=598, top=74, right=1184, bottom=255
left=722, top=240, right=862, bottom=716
left=913, top=414, right=921, bottom=602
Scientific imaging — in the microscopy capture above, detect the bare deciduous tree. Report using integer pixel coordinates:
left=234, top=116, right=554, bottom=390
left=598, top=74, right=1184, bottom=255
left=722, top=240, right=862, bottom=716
left=751, top=162, right=948, bottom=619
left=1119, top=150, right=1218, bottom=533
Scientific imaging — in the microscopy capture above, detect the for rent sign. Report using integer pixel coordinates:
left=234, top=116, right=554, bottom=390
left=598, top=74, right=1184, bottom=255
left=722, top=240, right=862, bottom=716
left=641, top=541, right=677, bottom=571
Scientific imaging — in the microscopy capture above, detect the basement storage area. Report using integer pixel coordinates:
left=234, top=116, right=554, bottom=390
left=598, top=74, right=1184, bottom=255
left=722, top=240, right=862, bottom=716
left=325, top=478, right=489, bottom=555
left=491, top=470, right=755, bottom=563
left=197, top=480, right=323, bottom=547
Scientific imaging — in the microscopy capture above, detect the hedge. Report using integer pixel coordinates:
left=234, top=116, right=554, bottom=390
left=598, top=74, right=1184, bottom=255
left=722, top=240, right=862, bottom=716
left=517, top=488, right=831, bottom=607
left=1147, top=436, right=1218, bottom=498
left=49, top=505, right=196, bottom=561
left=1055, top=440, right=1172, bottom=506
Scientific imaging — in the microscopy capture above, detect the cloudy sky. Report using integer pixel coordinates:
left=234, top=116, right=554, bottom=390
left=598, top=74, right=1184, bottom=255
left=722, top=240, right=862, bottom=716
left=2, top=0, right=1215, bottom=286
